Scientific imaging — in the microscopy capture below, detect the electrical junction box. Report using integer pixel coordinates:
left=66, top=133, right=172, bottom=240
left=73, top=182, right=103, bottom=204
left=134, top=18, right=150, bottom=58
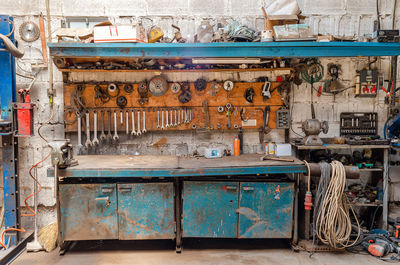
left=359, top=69, right=378, bottom=97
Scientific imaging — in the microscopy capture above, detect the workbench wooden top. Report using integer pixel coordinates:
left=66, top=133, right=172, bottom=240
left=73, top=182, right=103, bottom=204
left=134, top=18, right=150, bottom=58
left=71, top=154, right=303, bottom=170
left=51, top=154, right=305, bottom=178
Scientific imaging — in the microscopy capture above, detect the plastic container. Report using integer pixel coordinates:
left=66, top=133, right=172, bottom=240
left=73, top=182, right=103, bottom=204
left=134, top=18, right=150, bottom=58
left=204, top=147, right=224, bottom=159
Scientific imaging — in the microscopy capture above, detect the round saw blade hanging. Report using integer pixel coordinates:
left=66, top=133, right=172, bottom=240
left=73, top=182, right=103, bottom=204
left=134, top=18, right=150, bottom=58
left=148, top=76, right=168, bottom=96
left=19, top=21, right=40, bottom=42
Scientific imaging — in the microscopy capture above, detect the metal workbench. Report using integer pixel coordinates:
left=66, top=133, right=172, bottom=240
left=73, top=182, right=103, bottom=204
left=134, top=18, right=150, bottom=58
left=51, top=154, right=306, bottom=252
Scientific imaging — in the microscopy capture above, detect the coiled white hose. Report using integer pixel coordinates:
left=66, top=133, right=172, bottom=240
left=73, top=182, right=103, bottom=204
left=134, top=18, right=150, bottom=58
left=315, top=161, right=361, bottom=249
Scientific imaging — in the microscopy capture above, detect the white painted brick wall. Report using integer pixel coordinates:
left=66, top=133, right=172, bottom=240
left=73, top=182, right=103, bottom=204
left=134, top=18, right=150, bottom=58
left=0, top=0, right=398, bottom=227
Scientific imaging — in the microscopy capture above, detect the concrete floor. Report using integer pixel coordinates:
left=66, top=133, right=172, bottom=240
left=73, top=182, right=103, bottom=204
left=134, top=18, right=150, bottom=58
left=12, top=240, right=387, bottom=265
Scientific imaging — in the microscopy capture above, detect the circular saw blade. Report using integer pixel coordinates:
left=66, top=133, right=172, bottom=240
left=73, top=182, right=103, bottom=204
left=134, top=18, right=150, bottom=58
left=19, top=21, right=40, bottom=42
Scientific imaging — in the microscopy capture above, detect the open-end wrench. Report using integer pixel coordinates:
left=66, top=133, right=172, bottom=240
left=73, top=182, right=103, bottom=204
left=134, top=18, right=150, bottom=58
left=107, top=110, right=112, bottom=142
left=84, top=111, right=92, bottom=148
left=120, top=110, right=123, bottom=124
left=99, top=110, right=106, bottom=142
left=92, top=110, right=99, bottom=145
left=77, top=115, right=83, bottom=151
left=178, top=109, right=181, bottom=125
left=131, top=109, right=137, bottom=135
left=161, top=109, right=165, bottom=129
left=137, top=109, right=142, bottom=135
left=170, top=109, right=173, bottom=127
left=185, top=108, right=188, bottom=123
left=142, top=109, right=147, bottom=133
left=125, top=110, right=129, bottom=135
left=113, top=110, right=119, bottom=141
left=166, top=109, right=170, bottom=128
left=174, top=109, right=177, bottom=126
left=180, top=108, right=183, bottom=123
left=157, top=108, right=160, bottom=128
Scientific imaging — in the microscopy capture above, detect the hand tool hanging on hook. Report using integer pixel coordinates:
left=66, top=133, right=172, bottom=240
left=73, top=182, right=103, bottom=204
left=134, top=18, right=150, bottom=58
left=85, top=111, right=92, bottom=148
left=131, top=109, right=137, bottom=135
left=100, top=110, right=106, bottom=142
left=92, top=110, right=99, bottom=145
left=137, top=109, right=142, bottom=135
left=113, top=110, right=119, bottom=141
left=107, top=110, right=113, bottom=142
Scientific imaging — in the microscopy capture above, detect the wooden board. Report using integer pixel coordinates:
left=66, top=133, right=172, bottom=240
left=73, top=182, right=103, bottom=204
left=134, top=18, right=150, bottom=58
left=71, top=154, right=301, bottom=170
left=64, top=81, right=284, bottom=132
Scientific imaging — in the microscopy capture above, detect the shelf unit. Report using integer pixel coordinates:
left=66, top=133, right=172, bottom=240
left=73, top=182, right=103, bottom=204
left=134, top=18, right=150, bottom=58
left=292, top=142, right=389, bottom=238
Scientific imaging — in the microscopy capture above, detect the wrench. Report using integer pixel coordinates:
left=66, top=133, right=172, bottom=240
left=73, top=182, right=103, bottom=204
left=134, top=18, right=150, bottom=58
left=157, top=108, right=160, bottom=128
left=77, top=115, right=83, bottom=150
left=142, top=109, right=147, bottom=133
left=99, top=110, right=106, bottom=141
left=137, top=110, right=142, bottom=135
left=125, top=110, right=129, bottom=135
left=178, top=109, right=181, bottom=125
left=113, top=110, right=119, bottom=141
left=84, top=111, right=92, bottom=148
left=136, top=110, right=142, bottom=135
left=170, top=109, right=173, bottom=127
left=92, top=110, right=99, bottom=145
left=166, top=109, right=170, bottom=128
left=107, top=110, right=113, bottom=142
left=120, top=110, right=123, bottom=124
left=131, top=109, right=137, bottom=135
left=161, top=109, right=165, bottom=129
left=185, top=108, right=188, bottom=123
left=174, top=109, right=177, bottom=126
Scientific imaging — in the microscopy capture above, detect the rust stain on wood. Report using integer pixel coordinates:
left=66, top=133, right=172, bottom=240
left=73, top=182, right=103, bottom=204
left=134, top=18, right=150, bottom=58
left=153, top=137, right=168, bottom=148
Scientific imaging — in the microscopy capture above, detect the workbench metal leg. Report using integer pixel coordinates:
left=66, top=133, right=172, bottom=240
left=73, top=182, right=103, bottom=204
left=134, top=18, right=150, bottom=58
left=174, top=178, right=182, bottom=253
left=383, top=148, right=389, bottom=229
left=293, top=173, right=299, bottom=244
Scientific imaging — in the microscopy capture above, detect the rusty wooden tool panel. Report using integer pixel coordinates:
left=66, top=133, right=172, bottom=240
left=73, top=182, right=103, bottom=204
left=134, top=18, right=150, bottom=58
left=64, top=82, right=284, bottom=132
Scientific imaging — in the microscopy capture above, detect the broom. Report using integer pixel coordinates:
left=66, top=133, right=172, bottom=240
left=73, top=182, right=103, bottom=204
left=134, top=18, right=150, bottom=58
left=38, top=222, right=58, bottom=252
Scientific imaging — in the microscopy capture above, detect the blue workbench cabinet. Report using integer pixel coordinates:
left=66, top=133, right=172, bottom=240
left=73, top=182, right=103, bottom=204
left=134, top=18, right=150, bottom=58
left=118, top=183, right=175, bottom=240
left=59, top=184, right=118, bottom=241
left=182, top=181, right=239, bottom=238
left=238, top=182, right=294, bottom=238
left=182, top=181, right=294, bottom=239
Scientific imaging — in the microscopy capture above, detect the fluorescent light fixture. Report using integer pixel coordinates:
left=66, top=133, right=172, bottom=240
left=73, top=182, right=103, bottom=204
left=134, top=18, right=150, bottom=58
left=192, top=58, right=262, bottom=64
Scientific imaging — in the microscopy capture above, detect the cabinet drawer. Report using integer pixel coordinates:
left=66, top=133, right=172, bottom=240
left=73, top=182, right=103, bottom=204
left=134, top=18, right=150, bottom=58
left=59, top=184, right=118, bottom=241
left=118, top=183, right=175, bottom=240
left=182, top=181, right=239, bottom=238
left=238, top=182, right=294, bottom=238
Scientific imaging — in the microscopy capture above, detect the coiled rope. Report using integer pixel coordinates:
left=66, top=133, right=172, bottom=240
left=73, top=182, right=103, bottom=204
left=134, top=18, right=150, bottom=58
left=315, top=161, right=361, bottom=249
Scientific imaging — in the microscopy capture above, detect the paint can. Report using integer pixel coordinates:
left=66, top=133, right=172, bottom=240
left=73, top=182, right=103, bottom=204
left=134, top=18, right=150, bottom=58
left=268, top=142, right=276, bottom=156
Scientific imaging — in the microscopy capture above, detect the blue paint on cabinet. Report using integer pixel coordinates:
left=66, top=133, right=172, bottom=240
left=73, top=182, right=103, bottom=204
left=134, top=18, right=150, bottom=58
left=238, top=182, right=294, bottom=238
left=182, top=181, right=239, bottom=238
left=59, top=184, right=118, bottom=241
left=118, top=183, right=175, bottom=240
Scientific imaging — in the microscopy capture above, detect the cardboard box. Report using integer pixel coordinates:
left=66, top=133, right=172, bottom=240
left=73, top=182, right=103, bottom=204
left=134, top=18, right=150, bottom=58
left=265, top=15, right=298, bottom=37
left=93, top=22, right=147, bottom=43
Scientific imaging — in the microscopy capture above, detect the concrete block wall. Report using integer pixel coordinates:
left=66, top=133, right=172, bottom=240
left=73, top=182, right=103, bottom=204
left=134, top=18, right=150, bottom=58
left=0, top=0, right=398, bottom=228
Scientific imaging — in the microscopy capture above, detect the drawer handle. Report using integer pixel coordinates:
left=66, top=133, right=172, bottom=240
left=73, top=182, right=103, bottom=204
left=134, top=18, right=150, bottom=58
left=119, top=187, right=132, bottom=192
left=101, top=187, right=114, bottom=193
left=226, top=186, right=237, bottom=191
left=95, top=196, right=110, bottom=207
left=243, top=186, right=254, bottom=191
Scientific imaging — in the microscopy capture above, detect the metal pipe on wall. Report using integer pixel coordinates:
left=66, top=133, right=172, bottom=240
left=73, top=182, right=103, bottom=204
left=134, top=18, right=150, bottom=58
left=46, top=0, right=54, bottom=105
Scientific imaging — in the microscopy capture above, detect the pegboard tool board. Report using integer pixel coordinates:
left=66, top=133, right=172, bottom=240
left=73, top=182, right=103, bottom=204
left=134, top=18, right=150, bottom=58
left=63, top=81, right=285, bottom=132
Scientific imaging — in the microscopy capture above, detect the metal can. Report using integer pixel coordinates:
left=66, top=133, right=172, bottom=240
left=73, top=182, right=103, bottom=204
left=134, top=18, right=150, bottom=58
left=265, top=143, right=269, bottom=154
left=268, top=142, right=276, bottom=156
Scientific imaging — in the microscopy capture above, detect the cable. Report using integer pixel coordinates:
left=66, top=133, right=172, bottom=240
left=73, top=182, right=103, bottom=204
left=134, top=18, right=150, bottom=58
left=20, top=151, right=51, bottom=217
left=315, top=161, right=361, bottom=249
left=0, top=108, right=54, bottom=249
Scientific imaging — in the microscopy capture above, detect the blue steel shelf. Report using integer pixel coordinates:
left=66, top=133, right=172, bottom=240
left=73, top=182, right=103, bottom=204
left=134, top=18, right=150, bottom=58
left=48, top=165, right=306, bottom=178
left=48, top=42, right=400, bottom=59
